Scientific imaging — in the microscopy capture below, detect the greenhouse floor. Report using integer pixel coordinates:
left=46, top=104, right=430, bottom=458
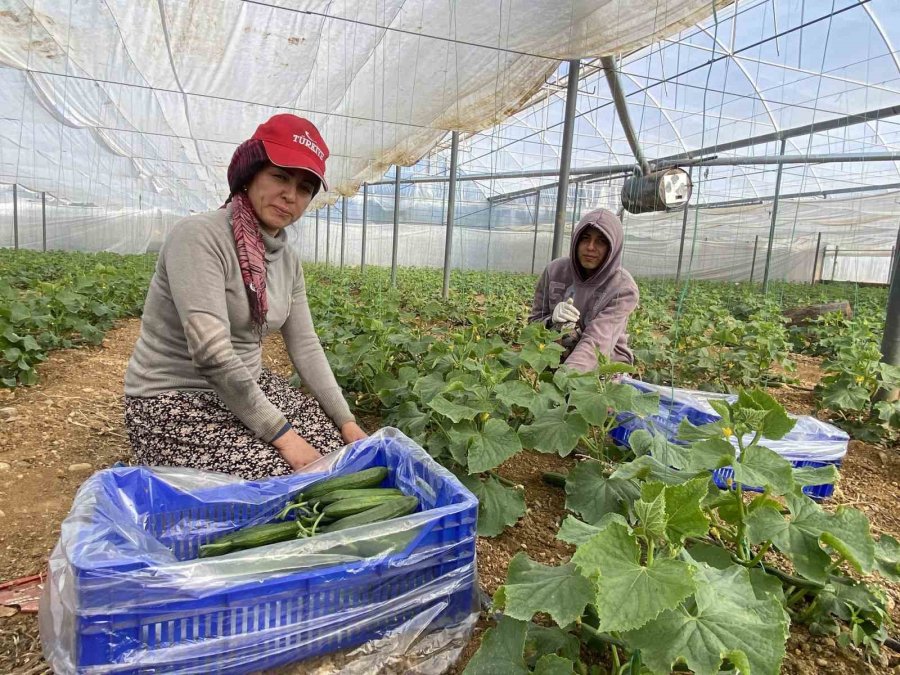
left=0, top=319, right=897, bottom=675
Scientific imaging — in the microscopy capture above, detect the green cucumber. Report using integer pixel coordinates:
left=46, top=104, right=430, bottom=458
left=322, top=494, right=407, bottom=519
left=321, top=496, right=419, bottom=533
left=302, top=467, right=389, bottom=499
left=198, top=520, right=302, bottom=558
left=314, top=487, right=404, bottom=505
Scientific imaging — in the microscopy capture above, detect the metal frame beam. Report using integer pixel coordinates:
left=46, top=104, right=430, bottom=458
left=551, top=60, right=581, bottom=260
left=442, top=132, right=460, bottom=299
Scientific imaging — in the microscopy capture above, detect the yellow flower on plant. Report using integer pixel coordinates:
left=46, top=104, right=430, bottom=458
left=722, top=426, right=733, bottom=438
left=538, top=343, right=545, bottom=352
left=855, top=375, right=865, bottom=384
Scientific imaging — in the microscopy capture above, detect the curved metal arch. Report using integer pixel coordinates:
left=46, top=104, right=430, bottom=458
left=694, top=25, right=834, bottom=194
left=860, top=3, right=900, bottom=181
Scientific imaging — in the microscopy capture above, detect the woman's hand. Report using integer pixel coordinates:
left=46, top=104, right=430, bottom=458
left=272, top=428, right=322, bottom=471
left=340, top=421, right=368, bottom=444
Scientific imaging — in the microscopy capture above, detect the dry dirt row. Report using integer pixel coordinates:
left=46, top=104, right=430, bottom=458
left=0, top=320, right=897, bottom=673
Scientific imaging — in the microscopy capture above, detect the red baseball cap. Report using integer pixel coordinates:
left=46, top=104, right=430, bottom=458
left=251, top=114, right=329, bottom=191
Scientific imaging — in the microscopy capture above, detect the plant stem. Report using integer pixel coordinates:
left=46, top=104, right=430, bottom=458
left=611, top=644, right=621, bottom=672
left=747, top=541, right=773, bottom=567
left=734, top=483, right=749, bottom=560
left=488, top=470, right=518, bottom=489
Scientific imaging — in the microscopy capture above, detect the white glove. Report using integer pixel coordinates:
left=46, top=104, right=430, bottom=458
left=552, top=298, right=580, bottom=325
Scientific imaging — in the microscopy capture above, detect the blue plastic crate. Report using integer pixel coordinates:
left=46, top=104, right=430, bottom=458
left=611, top=379, right=846, bottom=500
left=42, top=431, right=479, bottom=674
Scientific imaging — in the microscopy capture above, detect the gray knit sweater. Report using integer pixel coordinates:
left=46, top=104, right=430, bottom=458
left=124, top=206, right=354, bottom=442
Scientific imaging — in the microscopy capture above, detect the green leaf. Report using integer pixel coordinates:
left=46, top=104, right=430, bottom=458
left=496, top=553, right=593, bottom=628
left=792, top=464, right=839, bottom=488
left=533, top=655, right=576, bottom=675
left=463, top=615, right=529, bottom=675
left=874, top=399, right=900, bottom=427
left=20, top=334, right=40, bottom=352
left=626, top=564, right=789, bottom=675
left=520, top=341, right=565, bottom=374
left=412, top=371, right=448, bottom=404
left=567, top=389, right=613, bottom=426
left=467, top=418, right=523, bottom=474
left=565, top=461, right=640, bottom=523
left=737, top=389, right=796, bottom=439
left=685, top=541, right=733, bottom=569
left=656, top=476, right=711, bottom=545
left=494, top=380, right=536, bottom=409
left=708, top=398, right=732, bottom=423
left=627, top=428, right=669, bottom=458
left=663, top=436, right=735, bottom=474
left=676, top=417, right=728, bottom=442
left=527, top=385, right=567, bottom=416
left=460, top=474, right=526, bottom=537
left=519, top=406, right=588, bottom=457
left=572, top=522, right=696, bottom=632
left=874, top=535, right=900, bottom=581
left=748, top=568, right=786, bottom=604
left=732, top=444, right=795, bottom=495
left=427, top=395, right=482, bottom=423
left=820, top=506, right=874, bottom=574
left=610, top=455, right=688, bottom=485
left=391, top=401, right=431, bottom=438
left=525, top=625, right=580, bottom=666
left=556, top=514, right=627, bottom=546
left=822, top=381, right=870, bottom=412
left=635, top=485, right=667, bottom=540
left=745, top=492, right=831, bottom=583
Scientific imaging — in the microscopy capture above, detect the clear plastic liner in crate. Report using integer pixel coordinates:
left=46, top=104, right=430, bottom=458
left=612, top=378, right=849, bottom=498
left=40, top=428, right=479, bottom=674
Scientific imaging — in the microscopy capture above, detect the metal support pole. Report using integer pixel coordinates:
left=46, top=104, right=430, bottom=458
left=551, top=59, right=580, bottom=260
left=811, top=232, right=823, bottom=284
left=314, top=209, right=319, bottom=263
left=891, top=246, right=896, bottom=287
left=531, top=190, right=541, bottom=274
left=442, top=132, right=460, bottom=300
left=878, top=226, right=900, bottom=391
left=570, top=182, right=580, bottom=230
left=675, top=170, right=693, bottom=283
left=391, top=166, right=401, bottom=287
left=360, top=183, right=368, bottom=273
left=12, top=184, right=18, bottom=250
left=761, top=139, right=787, bottom=293
left=41, top=191, right=47, bottom=252
left=831, top=246, right=840, bottom=280
left=749, top=235, right=760, bottom=283
left=340, top=196, right=346, bottom=268
left=485, top=200, right=494, bottom=272
left=601, top=56, right=651, bottom=176
left=325, top=205, right=331, bottom=267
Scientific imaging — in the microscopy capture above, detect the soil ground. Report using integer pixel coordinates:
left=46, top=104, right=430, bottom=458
left=0, top=320, right=897, bottom=674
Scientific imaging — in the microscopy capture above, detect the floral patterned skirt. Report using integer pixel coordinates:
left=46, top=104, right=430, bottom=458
left=124, top=369, right=344, bottom=481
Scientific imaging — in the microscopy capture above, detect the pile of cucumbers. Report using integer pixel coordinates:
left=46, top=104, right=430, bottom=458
left=197, top=467, right=419, bottom=558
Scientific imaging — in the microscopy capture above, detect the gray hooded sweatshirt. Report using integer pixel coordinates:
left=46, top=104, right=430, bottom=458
left=529, top=208, right=638, bottom=371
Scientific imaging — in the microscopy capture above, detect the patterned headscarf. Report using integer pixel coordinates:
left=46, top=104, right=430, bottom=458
left=225, top=138, right=271, bottom=334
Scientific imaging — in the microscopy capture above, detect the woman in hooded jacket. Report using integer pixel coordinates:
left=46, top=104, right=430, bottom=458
left=123, top=114, right=366, bottom=481
left=529, top=208, right=639, bottom=371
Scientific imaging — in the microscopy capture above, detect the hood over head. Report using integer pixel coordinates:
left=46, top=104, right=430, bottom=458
left=569, top=208, right=624, bottom=287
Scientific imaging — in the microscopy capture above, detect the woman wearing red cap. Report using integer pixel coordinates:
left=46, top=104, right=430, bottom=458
left=123, top=114, right=366, bottom=480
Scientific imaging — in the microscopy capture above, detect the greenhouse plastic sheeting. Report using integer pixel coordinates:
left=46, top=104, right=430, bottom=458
left=0, top=1, right=725, bottom=215
left=39, top=428, right=479, bottom=674
left=617, top=377, right=849, bottom=462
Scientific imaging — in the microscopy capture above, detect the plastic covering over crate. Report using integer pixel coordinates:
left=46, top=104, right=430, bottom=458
left=612, top=377, right=849, bottom=498
left=39, top=428, right=479, bottom=674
